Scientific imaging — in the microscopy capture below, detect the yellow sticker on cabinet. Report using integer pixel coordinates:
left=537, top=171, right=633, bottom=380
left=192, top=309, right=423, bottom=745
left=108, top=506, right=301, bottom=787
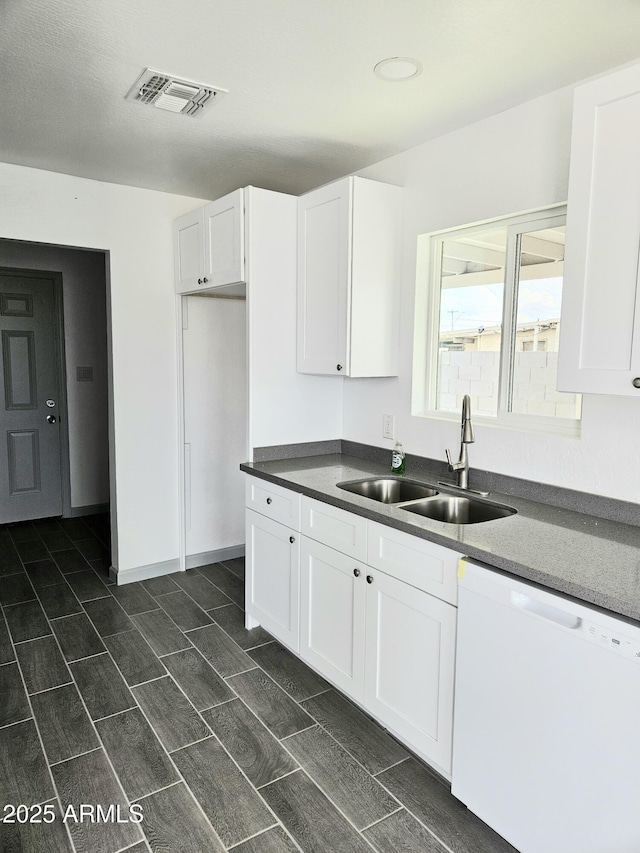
left=457, top=558, right=466, bottom=579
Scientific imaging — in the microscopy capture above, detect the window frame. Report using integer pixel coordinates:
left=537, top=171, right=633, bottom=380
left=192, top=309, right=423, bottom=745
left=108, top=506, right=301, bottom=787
left=413, top=204, right=581, bottom=437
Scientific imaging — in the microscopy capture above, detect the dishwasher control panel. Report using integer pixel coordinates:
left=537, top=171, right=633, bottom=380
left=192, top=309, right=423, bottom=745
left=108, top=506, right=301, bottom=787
left=583, top=619, right=640, bottom=662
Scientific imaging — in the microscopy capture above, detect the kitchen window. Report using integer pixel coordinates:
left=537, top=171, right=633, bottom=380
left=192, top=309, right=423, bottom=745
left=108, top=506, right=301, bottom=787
left=413, top=206, right=581, bottom=434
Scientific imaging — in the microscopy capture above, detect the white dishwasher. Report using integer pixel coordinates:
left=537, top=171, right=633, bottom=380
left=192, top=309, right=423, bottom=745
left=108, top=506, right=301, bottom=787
left=452, top=559, right=640, bottom=853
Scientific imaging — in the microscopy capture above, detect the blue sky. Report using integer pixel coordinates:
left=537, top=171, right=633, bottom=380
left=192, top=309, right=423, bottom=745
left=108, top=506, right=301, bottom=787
left=440, top=277, right=563, bottom=331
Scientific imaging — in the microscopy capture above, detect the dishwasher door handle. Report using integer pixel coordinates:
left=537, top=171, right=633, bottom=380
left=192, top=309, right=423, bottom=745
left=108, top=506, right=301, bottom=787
left=511, top=591, right=582, bottom=629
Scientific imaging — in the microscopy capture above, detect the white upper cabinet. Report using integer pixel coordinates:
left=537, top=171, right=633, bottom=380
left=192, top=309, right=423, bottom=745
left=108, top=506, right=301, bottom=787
left=297, top=176, right=402, bottom=377
left=203, top=188, right=245, bottom=288
left=174, top=188, right=245, bottom=294
left=174, top=207, right=205, bottom=293
left=558, top=62, right=640, bottom=396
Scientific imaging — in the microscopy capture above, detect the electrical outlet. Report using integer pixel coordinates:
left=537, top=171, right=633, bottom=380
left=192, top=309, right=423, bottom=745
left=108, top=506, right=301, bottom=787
left=382, top=413, right=395, bottom=440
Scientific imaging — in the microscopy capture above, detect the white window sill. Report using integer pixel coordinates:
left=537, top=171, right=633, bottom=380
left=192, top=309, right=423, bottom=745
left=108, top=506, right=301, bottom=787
left=414, top=408, right=581, bottom=439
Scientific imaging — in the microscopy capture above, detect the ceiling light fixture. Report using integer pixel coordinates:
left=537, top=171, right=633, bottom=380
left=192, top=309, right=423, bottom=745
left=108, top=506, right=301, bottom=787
left=374, top=57, right=423, bottom=82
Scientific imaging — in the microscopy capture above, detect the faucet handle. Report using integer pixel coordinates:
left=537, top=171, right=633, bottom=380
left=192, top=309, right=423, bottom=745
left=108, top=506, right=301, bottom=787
left=446, top=448, right=464, bottom=472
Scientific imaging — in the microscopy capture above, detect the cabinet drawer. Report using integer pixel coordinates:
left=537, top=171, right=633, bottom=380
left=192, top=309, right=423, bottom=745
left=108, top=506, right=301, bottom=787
left=245, top=477, right=301, bottom=529
left=301, top=496, right=367, bottom=561
left=367, top=522, right=460, bottom=605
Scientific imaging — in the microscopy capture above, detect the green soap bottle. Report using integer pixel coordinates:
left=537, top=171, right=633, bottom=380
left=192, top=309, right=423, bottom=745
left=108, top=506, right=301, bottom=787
left=391, top=441, right=405, bottom=475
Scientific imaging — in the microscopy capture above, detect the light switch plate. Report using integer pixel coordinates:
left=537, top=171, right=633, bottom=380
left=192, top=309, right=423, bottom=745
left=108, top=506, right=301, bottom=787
left=76, top=366, right=93, bottom=382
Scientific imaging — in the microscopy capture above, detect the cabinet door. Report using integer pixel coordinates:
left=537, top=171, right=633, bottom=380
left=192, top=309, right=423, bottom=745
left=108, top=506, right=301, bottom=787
left=297, top=177, right=350, bottom=375
left=174, top=207, right=205, bottom=293
left=558, top=62, right=640, bottom=396
left=299, top=537, right=366, bottom=702
left=364, top=570, right=457, bottom=777
left=203, top=188, right=245, bottom=287
left=245, top=510, right=299, bottom=652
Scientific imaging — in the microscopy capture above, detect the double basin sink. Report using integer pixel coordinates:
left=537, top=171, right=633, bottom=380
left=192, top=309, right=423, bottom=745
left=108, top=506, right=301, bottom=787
left=337, top=477, right=516, bottom=524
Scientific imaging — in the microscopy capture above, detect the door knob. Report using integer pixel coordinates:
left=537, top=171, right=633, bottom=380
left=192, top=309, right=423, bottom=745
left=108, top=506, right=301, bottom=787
left=46, top=414, right=57, bottom=424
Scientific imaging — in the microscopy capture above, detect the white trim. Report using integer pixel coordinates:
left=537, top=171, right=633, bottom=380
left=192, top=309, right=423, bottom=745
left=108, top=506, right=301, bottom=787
left=425, top=201, right=567, bottom=239
left=110, top=557, right=180, bottom=585
left=69, top=503, right=109, bottom=517
left=111, top=544, right=246, bottom=584
left=185, top=544, right=245, bottom=569
left=414, top=408, right=581, bottom=439
left=415, top=204, right=580, bottom=437
left=176, top=292, right=186, bottom=574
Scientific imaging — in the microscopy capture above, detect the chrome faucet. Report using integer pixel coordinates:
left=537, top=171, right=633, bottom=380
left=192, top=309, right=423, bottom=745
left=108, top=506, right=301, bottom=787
left=444, top=395, right=475, bottom=490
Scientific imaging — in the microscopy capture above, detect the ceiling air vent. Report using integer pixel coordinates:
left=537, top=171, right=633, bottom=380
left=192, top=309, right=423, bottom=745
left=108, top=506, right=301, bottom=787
left=126, top=68, right=226, bottom=117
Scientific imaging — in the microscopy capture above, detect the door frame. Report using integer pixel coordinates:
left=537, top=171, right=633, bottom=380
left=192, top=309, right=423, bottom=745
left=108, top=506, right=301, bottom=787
left=0, top=266, right=71, bottom=518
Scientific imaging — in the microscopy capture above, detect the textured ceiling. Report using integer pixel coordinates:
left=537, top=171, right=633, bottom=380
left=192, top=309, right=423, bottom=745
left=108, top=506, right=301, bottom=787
left=2, top=0, right=640, bottom=200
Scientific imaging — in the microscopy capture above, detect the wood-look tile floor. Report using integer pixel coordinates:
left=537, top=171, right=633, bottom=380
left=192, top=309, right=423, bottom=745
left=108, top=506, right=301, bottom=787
left=0, top=517, right=519, bottom=853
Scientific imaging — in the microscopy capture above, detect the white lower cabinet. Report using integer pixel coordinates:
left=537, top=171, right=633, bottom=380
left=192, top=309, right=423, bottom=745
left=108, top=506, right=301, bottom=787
left=299, top=530, right=457, bottom=776
left=245, top=474, right=459, bottom=777
left=245, top=509, right=299, bottom=653
left=364, top=569, right=457, bottom=775
left=299, top=537, right=366, bottom=701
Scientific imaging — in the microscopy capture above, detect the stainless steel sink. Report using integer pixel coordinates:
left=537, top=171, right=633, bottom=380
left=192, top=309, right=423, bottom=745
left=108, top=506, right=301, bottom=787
left=401, top=494, right=517, bottom=524
left=337, top=476, right=516, bottom=524
left=337, top=478, right=439, bottom=504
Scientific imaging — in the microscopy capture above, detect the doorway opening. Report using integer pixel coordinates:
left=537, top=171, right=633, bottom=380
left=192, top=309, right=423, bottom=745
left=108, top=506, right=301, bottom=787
left=0, top=239, right=113, bottom=566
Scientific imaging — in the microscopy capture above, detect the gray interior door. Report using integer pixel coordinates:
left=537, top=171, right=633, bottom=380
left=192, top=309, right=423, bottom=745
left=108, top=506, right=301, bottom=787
left=0, top=272, right=63, bottom=522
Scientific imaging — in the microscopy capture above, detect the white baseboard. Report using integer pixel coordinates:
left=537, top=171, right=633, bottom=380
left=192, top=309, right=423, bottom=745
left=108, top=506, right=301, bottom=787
left=185, top=544, right=245, bottom=570
left=111, top=558, right=180, bottom=586
left=69, top=503, right=109, bottom=518
left=111, top=545, right=245, bottom=585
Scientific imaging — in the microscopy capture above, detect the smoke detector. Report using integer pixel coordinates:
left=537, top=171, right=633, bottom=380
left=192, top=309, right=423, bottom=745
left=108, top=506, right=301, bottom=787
left=126, top=68, right=226, bottom=117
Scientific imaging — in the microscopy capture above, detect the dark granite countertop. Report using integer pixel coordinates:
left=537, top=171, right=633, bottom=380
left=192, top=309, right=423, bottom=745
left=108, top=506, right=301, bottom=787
left=241, top=453, right=640, bottom=624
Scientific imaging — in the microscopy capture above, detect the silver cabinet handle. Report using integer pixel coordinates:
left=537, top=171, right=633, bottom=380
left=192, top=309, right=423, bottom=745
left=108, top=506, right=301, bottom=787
left=633, top=377, right=640, bottom=389
left=353, top=568, right=360, bottom=578
left=336, top=364, right=343, bottom=372
left=289, top=536, right=295, bottom=544
left=366, top=575, right=373, bottom=584
left=266, top=498, right=272, bottom=504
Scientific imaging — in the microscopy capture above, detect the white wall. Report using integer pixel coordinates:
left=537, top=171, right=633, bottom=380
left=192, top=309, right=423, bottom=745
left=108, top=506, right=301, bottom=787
left=0, top=240, right=109, bottom=510
left=0, top=163, right=209, bottom=571
left=346, top=84, right=640, bottom=503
